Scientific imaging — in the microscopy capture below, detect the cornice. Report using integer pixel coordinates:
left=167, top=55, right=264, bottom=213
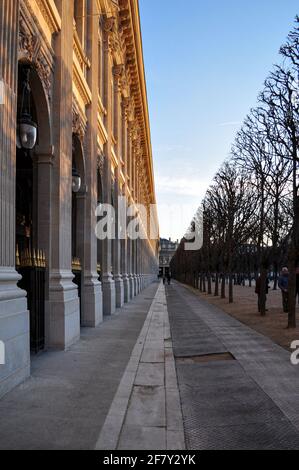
left=35, top=0, right=61, bottom=34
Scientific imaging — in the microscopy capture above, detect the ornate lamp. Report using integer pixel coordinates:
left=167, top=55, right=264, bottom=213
left=72, top=167, right=81, bottom=193
left=17, top=65, right=37, bottom=150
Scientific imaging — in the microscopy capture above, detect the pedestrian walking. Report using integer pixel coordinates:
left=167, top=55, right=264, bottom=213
left=278, top=267, right=289, bottom=313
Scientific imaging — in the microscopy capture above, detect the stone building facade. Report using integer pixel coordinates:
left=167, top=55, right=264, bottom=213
left=159, top=238, right=179, bottom=278
left=0, top=0, right=159, bottom=397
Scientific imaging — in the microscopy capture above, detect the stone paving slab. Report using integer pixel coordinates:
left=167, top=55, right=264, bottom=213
left=96, top=283, right=186, bottom=451
left=166, top=282, right=299, bottom=450
left=0, top=283, right=160, bottom=450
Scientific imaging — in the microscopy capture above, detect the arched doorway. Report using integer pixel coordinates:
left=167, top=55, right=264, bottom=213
left=71, top=134, right=86, bottom=325
left=16, top=63, right=51, bottom=354
left=97, top=165, right=104, bottom=283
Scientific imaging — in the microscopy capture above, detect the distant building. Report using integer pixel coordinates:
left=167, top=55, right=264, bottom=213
left=159, top=238, right=179, bottom=277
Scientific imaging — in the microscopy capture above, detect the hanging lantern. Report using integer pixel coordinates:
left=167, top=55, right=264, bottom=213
left=72, top=167, right=81, bottom=193
left=18, top=65, right=37, bottom=150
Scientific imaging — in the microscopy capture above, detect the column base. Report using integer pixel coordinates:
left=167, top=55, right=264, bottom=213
left=81, top=272, right=103, bottom=327
left=48, top=270, right=80, bottom=350
left=122, top=275, right=130, bottom=303
left=0, top=268, right=30, bottom=398
left=129, top=274, right=135, bottom=299
left=102, top=274, right=116, bottom=316
left=115, top=275, right=124, bottom=309
left=133, top=275, right=139, bottom=296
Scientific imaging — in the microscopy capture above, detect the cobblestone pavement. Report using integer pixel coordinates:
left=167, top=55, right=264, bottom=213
left=166, top=282, right=299, bottom=450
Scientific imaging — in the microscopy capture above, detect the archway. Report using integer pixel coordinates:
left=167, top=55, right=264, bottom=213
left=97, top=166, right=104, bottom=283
left=16, top=62, right=52, bottom=354
left=71, top=134, right=86, bottom=325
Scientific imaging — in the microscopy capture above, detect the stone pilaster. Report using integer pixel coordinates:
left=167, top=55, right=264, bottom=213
left=81, top=0, right=102, bottom=326
left=121, top=101, right=130, bottom=303
left=113, top=175, right=124, bottom=308
left=112, top=66, right=124, bottom=308
left=101, top=18, right=116, bottom=315
left=48, top=0, right=80, bottom=349
left=127, top=123, right=134, bottom=298
left=0, top=0, right=30, bottom=397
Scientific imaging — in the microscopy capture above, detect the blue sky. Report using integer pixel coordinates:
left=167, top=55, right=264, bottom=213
left=139, top=0, right=298, bottom=241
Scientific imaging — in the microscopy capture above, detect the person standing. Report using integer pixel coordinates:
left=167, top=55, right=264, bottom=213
left=296, top=267, right=299, bottom=305
left=278, top=267, right=289, bottom=313
left=255, top=275, right=270, bottom=313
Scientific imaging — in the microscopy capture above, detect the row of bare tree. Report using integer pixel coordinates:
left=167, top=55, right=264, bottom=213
left=171, top=17, right=299, bottom=328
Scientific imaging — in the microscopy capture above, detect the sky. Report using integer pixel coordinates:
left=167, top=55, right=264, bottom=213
left=139, top=0, right=299, bottom=241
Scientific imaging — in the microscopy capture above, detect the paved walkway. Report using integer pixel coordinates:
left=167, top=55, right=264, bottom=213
left=167, top=282, right=299, bottom=450
left=2, top=280, right=299, bottom=450
left=0, top=283, right=160, bottom=450
left=96, top=283, right=185, bottom=450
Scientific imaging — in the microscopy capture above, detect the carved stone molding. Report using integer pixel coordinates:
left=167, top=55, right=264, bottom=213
left=72, top=107, right=87, bottom=141
left=35, top=0, right=61, bottom=35
left=103, top=16, right=116, bottom=34
left=113, top=64, right=125, bottom=78
left=19, top=16, right=53, bottom=101
left=97, top=153, right=105, bottom=177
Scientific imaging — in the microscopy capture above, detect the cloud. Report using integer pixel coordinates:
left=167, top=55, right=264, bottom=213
left=156, top=175, right=210, bottom=198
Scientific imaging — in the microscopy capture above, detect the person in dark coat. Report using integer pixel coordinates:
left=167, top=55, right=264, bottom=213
left=255, top=275, right=270, bottom=313
left=296, top=267, right=299, bottom=305
left=278, top=267, right=289, bottom=313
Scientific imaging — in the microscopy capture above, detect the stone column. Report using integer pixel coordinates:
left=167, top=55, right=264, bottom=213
left=48, top=0, right=80, bottom=349
left=127, top=223, right=133, bottom=299
left=81, top=0, right=102, bottom=326
left=101, top=17, right=116, bottom=315
left=113, top=176, right=124, bottom=308
left=127, top=124, right=134, bottom=298
left=0, top=0, right=30, bottom=397
left=121, top=100, right=130, bottom=303
left=132, top=151, right=138, bottom=296
left=34, top=149, right=53, bottom=347
left=112, top=66, right=124, bottom=308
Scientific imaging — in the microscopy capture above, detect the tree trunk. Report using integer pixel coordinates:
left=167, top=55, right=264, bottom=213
left=260, top=268, right=267, bottom=317
left=207, top=273, right=212, bottom=294
left=215, top=273, right=219, bottom=296
left=199, top=274, right=203, bottom=292
left=229, top=273, right=233, bottom=303
left=273, top=264, right=278, bottom=291
left=221, top=274, right=226, bottom=298
left=288, top=242, right=297, bottom=328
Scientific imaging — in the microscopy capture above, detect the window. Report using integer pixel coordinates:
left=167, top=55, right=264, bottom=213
left=98, top=21, right=105, bottom=100
left=74, top=0, right=87, bottom=50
